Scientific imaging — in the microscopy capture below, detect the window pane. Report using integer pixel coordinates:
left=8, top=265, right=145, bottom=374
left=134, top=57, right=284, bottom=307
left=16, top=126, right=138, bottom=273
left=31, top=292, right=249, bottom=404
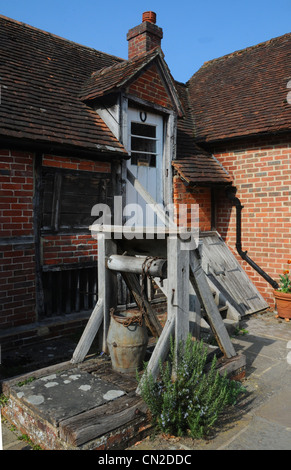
left=131, top=152, right=156, bottom=167
left=130, top=122, right=157, bottom=167
left=131, top=136, right=156, bottom=153
left=131, top=122, right=156, bottom=138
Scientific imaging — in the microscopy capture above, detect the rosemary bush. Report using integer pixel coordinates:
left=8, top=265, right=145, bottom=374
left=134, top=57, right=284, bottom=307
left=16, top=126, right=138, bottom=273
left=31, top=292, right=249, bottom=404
left=138, top=335, right=245, bottom=439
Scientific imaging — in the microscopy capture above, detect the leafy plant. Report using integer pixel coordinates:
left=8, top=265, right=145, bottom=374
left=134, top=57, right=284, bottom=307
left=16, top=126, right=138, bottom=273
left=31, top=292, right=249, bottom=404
left=234, top=327, right=248, bottom=336
left=138, top=335, right=245, bottom=439
left=17, top=376, right=36, bottom=387
left=0, top=394, right=9, bottom=407
left=17, top=433, right=42, bottom=450
left=277, top=260, right=291, bottom=293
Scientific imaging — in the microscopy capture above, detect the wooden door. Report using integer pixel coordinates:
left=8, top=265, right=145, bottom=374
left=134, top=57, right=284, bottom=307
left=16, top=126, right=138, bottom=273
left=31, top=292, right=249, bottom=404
left=126, top=108, right=163, bottom=227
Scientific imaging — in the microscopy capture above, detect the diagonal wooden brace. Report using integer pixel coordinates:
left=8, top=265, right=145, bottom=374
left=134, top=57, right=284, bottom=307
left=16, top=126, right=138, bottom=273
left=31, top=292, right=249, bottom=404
left=189, top=249, right=236, bottom=358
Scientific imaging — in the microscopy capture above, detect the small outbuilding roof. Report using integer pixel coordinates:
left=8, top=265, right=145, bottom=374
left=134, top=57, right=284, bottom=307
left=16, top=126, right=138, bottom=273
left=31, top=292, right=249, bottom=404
left=174, top=82, right=233, bottom=185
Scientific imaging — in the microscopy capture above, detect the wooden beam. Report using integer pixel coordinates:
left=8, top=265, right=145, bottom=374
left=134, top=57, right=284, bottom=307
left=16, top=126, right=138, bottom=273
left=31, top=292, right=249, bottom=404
left=59, top=392, right=147, bottom=447
left=71, top=298, right=104, bottom=364
left=189, top=281, right=201, bottom=340
left=126, top=168, right=176, bottom=228
left=51, top=172, right=62, bottom=231
left=167, top=236, right=189, bottom=341
left=167, top=236, right=189, bottom=378
left=163, top=113, right=176, bottom=207
left=121, top=272, right=163, bottom=337
left=98, top=234, right=118, bottom=354
left=33, top=154, right=45, bottom=317
left=189, top=249, right=236, bottom=358
left=136, top=315, right=175, bottom=395
left=154, top=276, right=201, bottom=341
left=107, top=254, right=167, bottom=278
left=137, top=237, right=191, bottom=392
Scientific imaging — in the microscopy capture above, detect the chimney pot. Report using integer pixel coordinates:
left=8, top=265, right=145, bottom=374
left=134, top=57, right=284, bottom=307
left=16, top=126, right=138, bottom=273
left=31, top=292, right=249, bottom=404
left=142, top=11, right=156, bottom=24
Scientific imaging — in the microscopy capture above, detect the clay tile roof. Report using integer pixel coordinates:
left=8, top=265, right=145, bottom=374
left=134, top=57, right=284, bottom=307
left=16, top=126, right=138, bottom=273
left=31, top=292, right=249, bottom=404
left=0, top=15, right=127, bottom=156
left=188, top=33, right=291, bottom=143
left=174, top=81, right=233, bottom=185
left=79, top=47, right=162, bottom=101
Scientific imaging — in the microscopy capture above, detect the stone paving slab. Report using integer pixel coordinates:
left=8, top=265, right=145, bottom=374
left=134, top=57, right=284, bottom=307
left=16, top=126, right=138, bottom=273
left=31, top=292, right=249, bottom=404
left=1, top=413, right=33, bottom=450
left=256, top=388, right=291, bottom=428
left=221, top=415, right=291, bottom=450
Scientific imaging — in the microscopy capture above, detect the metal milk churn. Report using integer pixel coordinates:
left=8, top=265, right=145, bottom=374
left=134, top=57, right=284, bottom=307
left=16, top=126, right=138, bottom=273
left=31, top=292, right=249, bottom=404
left=107, top=308, right=148, bottom=374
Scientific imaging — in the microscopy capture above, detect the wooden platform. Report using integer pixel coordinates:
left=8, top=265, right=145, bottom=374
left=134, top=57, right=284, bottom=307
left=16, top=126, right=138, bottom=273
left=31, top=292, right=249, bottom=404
left=1, top=355, right=150, bottom=450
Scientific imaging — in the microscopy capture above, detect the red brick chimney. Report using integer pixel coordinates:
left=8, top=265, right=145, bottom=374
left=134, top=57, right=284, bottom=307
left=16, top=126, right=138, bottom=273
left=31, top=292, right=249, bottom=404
left=127, top=12, right=163, bottom=60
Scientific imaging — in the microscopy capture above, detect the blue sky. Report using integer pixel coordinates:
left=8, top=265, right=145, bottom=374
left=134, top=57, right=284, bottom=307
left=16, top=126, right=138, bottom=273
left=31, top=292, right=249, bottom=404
left=1, top=0, right=290, bottom=82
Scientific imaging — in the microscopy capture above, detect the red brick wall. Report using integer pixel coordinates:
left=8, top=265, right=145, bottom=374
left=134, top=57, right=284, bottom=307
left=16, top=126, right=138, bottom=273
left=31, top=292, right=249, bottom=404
left=0, top=149, right=110, bottom=337
left=0, top=149, right=36, bottom=329
left=127, top=22, right=162, bottom=60
left=0, top=150, right=34, bottom=238
left=0, top=243, right=36, bottom=329
left=173, top=175, right=212, bottom=231
left=128, top=32, right=161, bottom=60
left=42, top=234, right=98, bottom=266
left=213, top=135, right=291, bottom=307
left=128, top=64, right=173, bottom=110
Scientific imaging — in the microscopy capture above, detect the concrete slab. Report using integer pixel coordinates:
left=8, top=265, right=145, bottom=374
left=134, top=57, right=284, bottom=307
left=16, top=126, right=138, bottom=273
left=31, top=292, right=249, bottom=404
left=11, top=368, right=125, bottom=426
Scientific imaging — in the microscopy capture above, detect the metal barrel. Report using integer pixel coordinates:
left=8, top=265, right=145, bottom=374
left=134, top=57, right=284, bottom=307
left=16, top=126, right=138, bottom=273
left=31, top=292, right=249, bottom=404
left=107, top=308, right=148, bottom=374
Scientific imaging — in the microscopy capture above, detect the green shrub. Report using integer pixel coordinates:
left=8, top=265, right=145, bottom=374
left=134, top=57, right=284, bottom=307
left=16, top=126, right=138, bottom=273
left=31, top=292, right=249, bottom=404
left=138, top=335, right=245, bottom=439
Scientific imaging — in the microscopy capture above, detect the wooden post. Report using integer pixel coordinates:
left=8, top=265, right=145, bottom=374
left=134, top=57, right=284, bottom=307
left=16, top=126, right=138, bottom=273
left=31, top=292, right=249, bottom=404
left=71, top=298, right=104, bottom=364
left=163, top=112, right=176, bottom=207
left=167, top=236, right=189, bottom=378
left=189, top=282, right=201, bottom=340
left=167, top=236, right=189, bottom=342
left=71, top=231, right=118, bottom=363
left=33, top=154, right=45, bottom=317
left=189, top=249, right=236, bottom=358
left=121, top=272, right=163, bottom=337
left=136, top=315, right=175, bottom=395
left=189, top=241, right=202, bottom=340
left=98, top=233, right=117, bottom=354
left=136, top=236, right=189, bottom=392
left=154, top=275, right=201, bottom=341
